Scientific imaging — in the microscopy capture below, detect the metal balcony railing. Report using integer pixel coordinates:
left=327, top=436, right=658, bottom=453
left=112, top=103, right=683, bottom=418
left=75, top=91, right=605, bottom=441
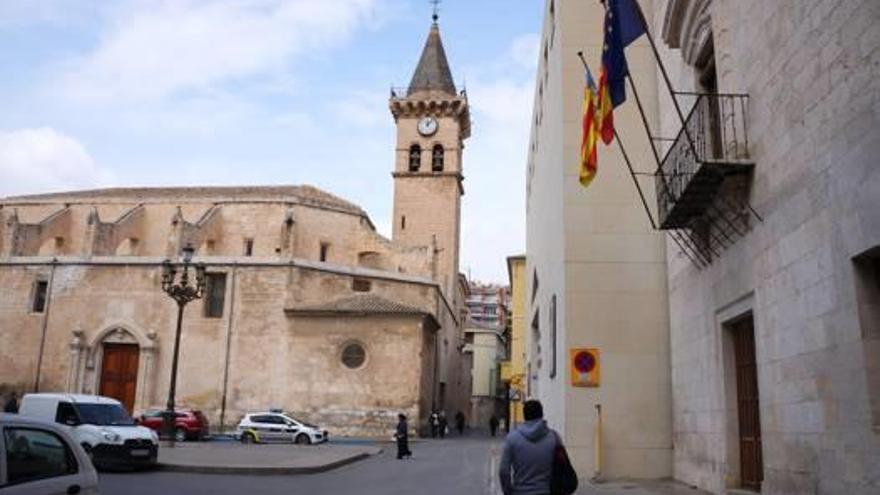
left=656, top=93, right=753, bottom=230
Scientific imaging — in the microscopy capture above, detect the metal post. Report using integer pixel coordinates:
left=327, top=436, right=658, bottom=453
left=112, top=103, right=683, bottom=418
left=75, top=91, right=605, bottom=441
left=158, top=244, right=205, bottom=445
left=162, top=302, right=185, bottom=443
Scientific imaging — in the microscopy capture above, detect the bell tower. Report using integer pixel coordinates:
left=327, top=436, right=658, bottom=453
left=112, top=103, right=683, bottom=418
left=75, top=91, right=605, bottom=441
left=390, top=17, right=470, bottom=295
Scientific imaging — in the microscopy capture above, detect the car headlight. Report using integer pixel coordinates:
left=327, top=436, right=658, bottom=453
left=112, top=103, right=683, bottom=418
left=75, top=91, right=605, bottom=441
left=101, top=430, right=122, bottom=443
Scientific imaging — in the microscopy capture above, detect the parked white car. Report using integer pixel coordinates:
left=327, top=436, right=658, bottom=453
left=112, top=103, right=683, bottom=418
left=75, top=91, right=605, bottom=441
left=19, top=394, right=158, bottom=470
left=236, top=412, right=327, bottom=445
left=1, top=413, right=100, bottom=494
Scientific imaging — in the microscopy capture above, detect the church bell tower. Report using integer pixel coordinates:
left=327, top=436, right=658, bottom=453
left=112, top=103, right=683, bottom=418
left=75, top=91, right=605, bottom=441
left=390, top=16, right=470, bottom=295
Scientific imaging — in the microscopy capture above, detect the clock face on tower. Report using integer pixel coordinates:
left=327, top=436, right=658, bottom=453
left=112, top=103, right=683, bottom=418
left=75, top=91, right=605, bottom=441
left=417, top=117, right=438, bottom=136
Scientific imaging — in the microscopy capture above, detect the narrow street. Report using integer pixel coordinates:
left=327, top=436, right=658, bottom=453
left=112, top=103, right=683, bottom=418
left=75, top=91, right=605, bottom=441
left=99, top=436, right=503, bottom=495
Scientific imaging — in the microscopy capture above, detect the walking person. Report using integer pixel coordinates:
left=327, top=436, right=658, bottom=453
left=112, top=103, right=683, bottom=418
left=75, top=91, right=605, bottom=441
left=499, top=399, right=576, bottom=495
left=429, top=411, right=440, bottom=438
left=489, top=414, right=500, bottom=437
left=3, top=391, right=18, bottom=414
left=455, top=411, right=466, bottom=435
left=438, top=411, right=448, bottom=438
left=394, top=414, right=412, bottom=460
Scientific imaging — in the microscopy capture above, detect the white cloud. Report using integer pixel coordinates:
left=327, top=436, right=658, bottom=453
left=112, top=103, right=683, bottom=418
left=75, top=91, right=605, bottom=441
left=0, top=128, right=113, bottom=196
left=460, top=74, right=534, bottom=284
left=330, top=90, right=390, bottom=129
left=56, top=0, right=385, bottom=102
left=508, top=33, right=540, bottom=70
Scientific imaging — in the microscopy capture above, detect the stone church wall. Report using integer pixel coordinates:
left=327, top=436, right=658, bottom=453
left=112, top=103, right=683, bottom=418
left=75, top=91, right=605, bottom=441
left=653, top=0, right=880, bottom=493
left=0, top=188, right=462, bottom=438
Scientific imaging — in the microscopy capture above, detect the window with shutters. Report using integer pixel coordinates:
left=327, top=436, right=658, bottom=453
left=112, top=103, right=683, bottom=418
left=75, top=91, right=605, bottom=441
left=31, top=280, right=48, bottom=313
left=409, top=144, right=421, bottom=172
left=432, top=145, right=444, bottom=172
left=203, top=273, right=227, bottom=318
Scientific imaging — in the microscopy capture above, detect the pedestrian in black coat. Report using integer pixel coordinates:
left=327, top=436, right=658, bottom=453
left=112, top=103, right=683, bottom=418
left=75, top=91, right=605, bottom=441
left=395, top=414, right=412, bottom=460
left=3, top=392, right=18, bottom=414
left=455, top=411, right=466, bottom=435
left=438, top=411, right=447, bottom=438
left=489, top=414, right=500, bottom=437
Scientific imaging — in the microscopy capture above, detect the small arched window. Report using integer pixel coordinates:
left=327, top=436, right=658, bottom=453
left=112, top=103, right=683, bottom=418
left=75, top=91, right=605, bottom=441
left=408, top=144, right=421, bottom=172
left=432, top=145, right=444, bottom=172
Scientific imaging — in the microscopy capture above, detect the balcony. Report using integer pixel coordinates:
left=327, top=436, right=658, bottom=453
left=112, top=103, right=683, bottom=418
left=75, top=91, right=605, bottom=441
left=656, top=93, right=753, bottom=230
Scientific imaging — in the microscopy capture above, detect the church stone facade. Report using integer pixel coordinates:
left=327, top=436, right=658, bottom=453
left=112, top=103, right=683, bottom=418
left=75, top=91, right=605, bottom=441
left=0, top=21, right=471, bottom=437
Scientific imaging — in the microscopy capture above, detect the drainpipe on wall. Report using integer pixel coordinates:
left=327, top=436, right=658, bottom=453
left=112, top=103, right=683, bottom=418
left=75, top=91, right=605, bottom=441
left=218, top=263, right=238, bottom=432
left=33, top=258, right=58, bottom=392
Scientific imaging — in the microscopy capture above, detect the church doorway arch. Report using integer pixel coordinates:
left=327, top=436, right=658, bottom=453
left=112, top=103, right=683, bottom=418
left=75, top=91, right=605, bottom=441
left=99, top=343, right=139, bottom=413
left=75, top=324, right=157, bottom=414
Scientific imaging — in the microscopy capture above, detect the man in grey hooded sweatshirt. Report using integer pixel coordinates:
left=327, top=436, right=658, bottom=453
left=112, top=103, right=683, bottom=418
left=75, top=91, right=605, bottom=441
left=498, top=400, right=558, bottom=495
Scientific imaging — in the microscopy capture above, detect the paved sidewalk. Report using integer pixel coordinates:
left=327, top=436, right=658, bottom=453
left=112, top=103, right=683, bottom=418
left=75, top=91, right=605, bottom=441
left=157, top=442, right=382, bottom=474
left=577, top=479, right=712, bottom=495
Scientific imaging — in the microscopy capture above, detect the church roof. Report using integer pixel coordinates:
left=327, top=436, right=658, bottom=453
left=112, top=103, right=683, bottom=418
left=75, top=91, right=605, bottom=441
left=407, top=22, right=456, bottom=96
left=1, top=185, right=365, bottom=216
left=286, top=294, right=427, bottom=316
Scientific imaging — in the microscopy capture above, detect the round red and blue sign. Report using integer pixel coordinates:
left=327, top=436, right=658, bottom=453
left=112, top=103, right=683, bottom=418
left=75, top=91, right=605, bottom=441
left=573, top=351, right=596, bottom=373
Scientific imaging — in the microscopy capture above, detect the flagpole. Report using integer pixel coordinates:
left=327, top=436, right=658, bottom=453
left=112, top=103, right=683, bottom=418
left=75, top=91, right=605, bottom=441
left=577, top=51, right=655, bottom=230
left=626, top=0, right=698, bottom=158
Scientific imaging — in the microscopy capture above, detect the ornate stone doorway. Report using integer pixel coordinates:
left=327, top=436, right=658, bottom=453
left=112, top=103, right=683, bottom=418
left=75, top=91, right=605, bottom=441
left=99, top=343, right=140, bottom=413
left=69, top=323, right=158, bottom=414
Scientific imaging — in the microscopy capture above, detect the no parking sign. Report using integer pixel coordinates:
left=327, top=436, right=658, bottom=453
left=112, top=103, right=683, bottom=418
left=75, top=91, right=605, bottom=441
left=570, top=348, right=600, bottom=387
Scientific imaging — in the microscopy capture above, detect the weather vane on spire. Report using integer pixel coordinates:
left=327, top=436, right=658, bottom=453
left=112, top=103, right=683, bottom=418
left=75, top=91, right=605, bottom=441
left=430, top=0, right=441, bottom=22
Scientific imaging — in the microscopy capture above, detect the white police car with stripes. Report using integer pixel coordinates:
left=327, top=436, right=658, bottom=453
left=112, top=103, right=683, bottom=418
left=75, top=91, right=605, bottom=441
left=236, top=411, right=327, bottom=445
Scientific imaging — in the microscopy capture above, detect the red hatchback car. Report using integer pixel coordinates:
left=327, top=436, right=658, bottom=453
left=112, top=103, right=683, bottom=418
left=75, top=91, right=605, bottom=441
left=136, top=408, right=209, bottom=441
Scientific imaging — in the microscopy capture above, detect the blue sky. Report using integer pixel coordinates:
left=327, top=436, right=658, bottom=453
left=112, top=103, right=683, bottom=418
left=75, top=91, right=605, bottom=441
left=0, top=0, right=541, bottom=283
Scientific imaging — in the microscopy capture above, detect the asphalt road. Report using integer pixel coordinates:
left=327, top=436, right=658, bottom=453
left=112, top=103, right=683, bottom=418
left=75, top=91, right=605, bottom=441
left=99, top=436, right=503, bottom=495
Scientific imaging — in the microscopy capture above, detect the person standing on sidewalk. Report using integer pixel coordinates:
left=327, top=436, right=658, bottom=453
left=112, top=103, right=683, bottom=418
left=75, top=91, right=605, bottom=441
left=438, top=411, right=448, bottom=438
left=498, top=400, right=559, bottom=495
left=395, top=414, right=412, bottom=460
left=3, top=392, right=18, bottom=414
left=455, top=411, right=466, bottom=435
left=489, top=414, right=500, bottom=437
left=429, top=411, right=440, bottom=438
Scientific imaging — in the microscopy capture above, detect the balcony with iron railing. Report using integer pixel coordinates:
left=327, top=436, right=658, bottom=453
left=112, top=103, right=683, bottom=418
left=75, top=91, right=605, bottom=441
left=655, top=93, right=753, bottom=230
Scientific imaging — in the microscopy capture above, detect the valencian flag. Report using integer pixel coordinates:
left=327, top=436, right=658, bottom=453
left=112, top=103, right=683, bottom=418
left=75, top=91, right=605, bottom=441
left=598, top=0, right=647, bottom=143
left=579, top=66, right=600, bottom=187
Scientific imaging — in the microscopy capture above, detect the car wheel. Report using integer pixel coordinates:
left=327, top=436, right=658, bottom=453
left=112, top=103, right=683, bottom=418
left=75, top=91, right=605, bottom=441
left=295, top=433, right=310, bottom=445
left=241, top=432, right=256, bottom=444
left=174, top=428, right=187, bottom=442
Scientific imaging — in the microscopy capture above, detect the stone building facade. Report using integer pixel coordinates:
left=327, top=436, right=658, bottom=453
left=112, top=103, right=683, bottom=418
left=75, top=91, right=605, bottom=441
left=651, top=0, right=880, bottom=493
left=464, top=282, right=509, bottom=427
left=0, top=20, right=472, bottom=438
left=525, top=0, right=673, bottom=480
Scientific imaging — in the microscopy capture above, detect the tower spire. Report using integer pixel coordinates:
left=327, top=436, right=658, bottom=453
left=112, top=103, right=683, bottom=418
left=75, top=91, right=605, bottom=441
left=430, top=0, right=440, bottom=23
left=407, top=8, right=456, bottom=96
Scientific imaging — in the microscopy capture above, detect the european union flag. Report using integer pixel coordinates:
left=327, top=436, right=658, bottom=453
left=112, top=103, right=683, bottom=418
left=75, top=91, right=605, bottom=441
left=601, top=0, right=647, bottom=107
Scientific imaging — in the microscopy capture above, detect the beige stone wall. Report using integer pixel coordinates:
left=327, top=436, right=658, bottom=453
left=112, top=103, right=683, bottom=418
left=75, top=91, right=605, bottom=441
left=652, top=1, right=880, bottom=493
left=0, top=260, right=441, bottom=437
left=526, top=0, right=672, bottom=481
left=0, top=192, right=433, bottom=279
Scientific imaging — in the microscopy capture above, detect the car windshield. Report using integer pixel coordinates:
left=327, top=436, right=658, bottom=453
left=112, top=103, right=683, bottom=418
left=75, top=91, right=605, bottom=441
left=76, top=403, right=135, bottom=426
left=285, top=413, right=317, bottom=428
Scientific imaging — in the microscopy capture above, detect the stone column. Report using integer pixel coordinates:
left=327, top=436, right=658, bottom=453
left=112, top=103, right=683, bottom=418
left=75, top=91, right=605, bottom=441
left=137, top=331, right=159, bottom=411
left=67, top=330, right=86, bottom=392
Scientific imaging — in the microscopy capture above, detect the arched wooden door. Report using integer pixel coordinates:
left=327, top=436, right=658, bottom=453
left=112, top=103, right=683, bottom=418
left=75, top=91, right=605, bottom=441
left=99, top=343, right=139, bottom=413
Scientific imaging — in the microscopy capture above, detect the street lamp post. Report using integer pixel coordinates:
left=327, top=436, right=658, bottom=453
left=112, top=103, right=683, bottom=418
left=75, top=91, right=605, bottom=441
left=160, top=244, right=206, bottom=443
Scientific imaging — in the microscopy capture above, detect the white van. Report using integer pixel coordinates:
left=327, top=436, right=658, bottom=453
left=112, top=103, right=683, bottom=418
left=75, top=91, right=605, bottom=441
left=19, top=393, right=158, bottom=470
left=1, top=413, right=99, bottom=494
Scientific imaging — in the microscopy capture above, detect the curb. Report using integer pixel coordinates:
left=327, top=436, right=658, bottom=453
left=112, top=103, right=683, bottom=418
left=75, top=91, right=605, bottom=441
left=155, top=450, right=379, bottom=475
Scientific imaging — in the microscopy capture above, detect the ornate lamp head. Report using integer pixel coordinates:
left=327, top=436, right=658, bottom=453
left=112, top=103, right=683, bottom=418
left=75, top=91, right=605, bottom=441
left=181, top=244, right=195, bottom=264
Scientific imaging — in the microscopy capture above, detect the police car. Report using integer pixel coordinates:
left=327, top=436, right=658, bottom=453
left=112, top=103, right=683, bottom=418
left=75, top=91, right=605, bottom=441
left=236, top=411, right=327, bottom=445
